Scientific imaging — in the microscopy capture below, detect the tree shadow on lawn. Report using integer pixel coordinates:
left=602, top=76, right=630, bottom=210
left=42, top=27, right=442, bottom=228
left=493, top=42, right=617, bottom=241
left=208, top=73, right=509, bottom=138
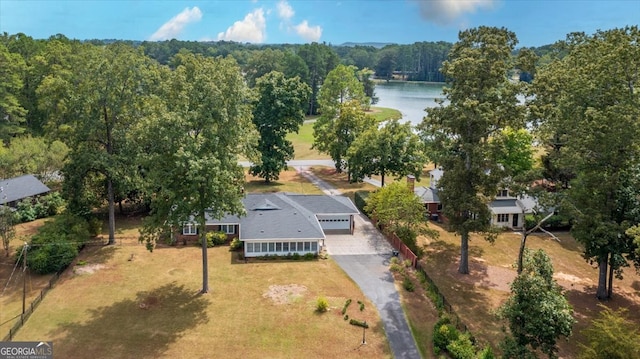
left=422, top=240, right=506, bottom=347
left=559, top=285, right=640, bottom=358
left=47, top=282, right=210, bottom=359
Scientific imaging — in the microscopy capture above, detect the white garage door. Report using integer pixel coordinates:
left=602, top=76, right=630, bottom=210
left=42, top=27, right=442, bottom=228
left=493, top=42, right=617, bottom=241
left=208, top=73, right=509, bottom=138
left=317, top=215, right=351, bottom=231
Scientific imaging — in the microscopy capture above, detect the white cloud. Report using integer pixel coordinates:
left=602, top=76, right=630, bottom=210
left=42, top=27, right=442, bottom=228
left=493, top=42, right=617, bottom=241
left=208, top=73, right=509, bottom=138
left=294, top=20, right=322, bottom=42
left=149, top=7, right=202, bottom=41
left=415, top=0, right=495, bottom=25
left=217, top=8, right=266, bottom=43
left=276, top=0, right=294, bottom=20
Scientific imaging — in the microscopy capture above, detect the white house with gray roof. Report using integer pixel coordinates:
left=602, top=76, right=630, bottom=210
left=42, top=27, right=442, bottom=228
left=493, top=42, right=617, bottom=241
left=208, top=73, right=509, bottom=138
left=178, top=193, right=359, bottom=258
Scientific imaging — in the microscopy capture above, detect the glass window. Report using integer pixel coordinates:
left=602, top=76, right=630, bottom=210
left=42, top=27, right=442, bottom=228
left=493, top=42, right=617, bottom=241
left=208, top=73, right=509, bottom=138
left=498, top=214, right=509, bottom=223
left=276, top=242, right=282, bottom=252
left=304, top=242, right=311, bottom=251
left=311, top=242, right=317, bottom=251
left=283, top=242, right=289, bottom=252
left=298, top=242, right=303, bottom=251
left=261, top=243, right=268, bottom=252
left=182, top=224, right=197, bottom=235
left=219, top=224, right=235, bottom=234
left=246, top=243, right=254, bottom=253
left=268, top=243, right=275, bottom=252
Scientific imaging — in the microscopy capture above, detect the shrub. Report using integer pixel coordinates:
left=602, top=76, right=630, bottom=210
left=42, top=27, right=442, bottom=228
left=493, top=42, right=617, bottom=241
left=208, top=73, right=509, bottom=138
left=291, top=253, right=301, bottom=260
left=229, top=237, right=242, bottom=251
left=316, top=297, right=329, bottom=312
left=206, top=231, right=227, bottom=246
left=16, top=200, right=37, bottom=222
left=343, top=314, right=349, bottom=320
left=433, top=316, right=460, bottom=354
left=395, top=226, right=419, bottom=254
left=476, top=345, right=496, bottom=359
left=88, top=217, right=103, bottom=237
left=403, top=276, right=415, bottom=292
left=354, top=191, right=371, bottom=216
left=303, top=252, right=316, bottom=260
left=358, top=301, right=365, bottom=311
left=342, top=299, right=352, bottom=315
left=446, top=333, right=475, bottom=359
left=349, top=319, right=369, bottom=328
left=20, top=214, right=90, bottom=274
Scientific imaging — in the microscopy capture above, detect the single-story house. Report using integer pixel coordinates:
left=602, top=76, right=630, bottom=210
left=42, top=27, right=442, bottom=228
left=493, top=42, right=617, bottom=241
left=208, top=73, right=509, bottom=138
left=176, top=193, right=359, bottom=258
left=0, top=174, right=50, bottom=208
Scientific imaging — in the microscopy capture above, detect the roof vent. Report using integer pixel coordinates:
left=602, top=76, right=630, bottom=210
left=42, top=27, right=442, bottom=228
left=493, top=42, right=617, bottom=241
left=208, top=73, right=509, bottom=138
left=252, top=199, right=281, bottom=211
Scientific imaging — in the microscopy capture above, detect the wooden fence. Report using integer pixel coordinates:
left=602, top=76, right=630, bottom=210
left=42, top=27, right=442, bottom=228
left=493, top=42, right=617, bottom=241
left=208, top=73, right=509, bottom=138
left=2, top=270, right=62, bottom=341
left=369, top=216, right=469, bottom=334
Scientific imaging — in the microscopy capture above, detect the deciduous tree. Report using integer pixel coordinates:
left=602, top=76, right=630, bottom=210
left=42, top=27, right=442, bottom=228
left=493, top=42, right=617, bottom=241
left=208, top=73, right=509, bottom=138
left=313, top=99, right=375, bottom=175
left=0, top=205, right=16, bottom=257
left=348, top=119, right=425, bottom=186
left=579, top=305, right=640, bottom=359
left=499, top=249, right=575, bottom=359
left=418, top=26, right=524, bottom=274
left=297, top=42, right=339, bottom=115
left=250, top=71, right=310, bottom=183
left=37, top=43, right=158, bottom=245
left=139, top=53, right=257, bottom=293
left=0, top=43, right=27, bottom=142
left=531, top=26, right=640, bottom=300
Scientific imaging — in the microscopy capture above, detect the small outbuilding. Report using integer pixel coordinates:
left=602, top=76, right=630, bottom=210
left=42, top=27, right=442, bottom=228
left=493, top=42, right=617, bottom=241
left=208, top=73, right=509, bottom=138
left=0, top=174, right=50, bottom=207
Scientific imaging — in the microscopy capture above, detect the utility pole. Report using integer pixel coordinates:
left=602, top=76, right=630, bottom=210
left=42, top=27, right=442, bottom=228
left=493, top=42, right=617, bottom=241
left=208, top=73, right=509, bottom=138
left=22, top=243, right=28, bottom=314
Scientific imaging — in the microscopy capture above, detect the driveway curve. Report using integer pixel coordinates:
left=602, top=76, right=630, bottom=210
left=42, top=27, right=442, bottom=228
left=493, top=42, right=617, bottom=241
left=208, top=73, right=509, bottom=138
left=296, top=166, right=421, bottom=359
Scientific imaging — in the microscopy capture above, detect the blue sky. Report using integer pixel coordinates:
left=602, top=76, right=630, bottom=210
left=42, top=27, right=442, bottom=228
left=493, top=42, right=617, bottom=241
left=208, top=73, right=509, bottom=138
left=1, top=0, right=638, bottom=47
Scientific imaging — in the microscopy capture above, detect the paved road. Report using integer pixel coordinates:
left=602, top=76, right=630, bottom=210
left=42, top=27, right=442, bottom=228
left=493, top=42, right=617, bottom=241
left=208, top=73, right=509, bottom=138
left=297, top=166, right=421, bottom=359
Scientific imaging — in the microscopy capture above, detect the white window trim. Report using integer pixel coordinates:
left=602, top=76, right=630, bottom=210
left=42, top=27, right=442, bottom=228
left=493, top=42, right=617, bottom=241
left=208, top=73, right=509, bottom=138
left=497, top=214, right=509, bottom=223
left=183, top=223, right=197, bottom=235
left=220, top=224, right=235, bottom=234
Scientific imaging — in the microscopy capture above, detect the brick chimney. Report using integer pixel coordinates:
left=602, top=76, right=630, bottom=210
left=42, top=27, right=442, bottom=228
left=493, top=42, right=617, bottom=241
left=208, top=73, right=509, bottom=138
left=406, top=175, right=415, bottom=193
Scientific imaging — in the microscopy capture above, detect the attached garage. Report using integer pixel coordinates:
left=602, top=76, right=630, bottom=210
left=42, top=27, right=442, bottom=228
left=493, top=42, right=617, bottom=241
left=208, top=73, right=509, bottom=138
left=317, top=214, right=353, bottom=234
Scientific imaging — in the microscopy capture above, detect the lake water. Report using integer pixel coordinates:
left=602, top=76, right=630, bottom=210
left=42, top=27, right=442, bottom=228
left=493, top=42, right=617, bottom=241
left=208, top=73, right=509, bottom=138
left=374, top=82, right=446, bottom=126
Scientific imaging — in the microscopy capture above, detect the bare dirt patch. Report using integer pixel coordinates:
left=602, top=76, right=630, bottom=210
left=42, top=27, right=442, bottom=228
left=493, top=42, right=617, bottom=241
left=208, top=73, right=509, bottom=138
left=73, top=263, right=106, bottom=275
left=262, top=284, right=307, bottom=305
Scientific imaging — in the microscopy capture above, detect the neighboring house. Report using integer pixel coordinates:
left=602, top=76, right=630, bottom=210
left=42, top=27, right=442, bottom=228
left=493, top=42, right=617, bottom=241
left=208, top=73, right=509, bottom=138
left=176, top=193, right=359, bottom=258
left=409, top=168, right=444, bottom=221
left=489, top=189, right=539, bottom=230
left=0, top=174, right=50, bottom=208
left=409, top=168, right=541, bottom=230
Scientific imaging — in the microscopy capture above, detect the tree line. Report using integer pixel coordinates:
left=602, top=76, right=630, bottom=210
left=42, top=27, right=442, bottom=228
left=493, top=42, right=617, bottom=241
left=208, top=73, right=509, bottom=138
left=1, top=26, right=639, bottom=356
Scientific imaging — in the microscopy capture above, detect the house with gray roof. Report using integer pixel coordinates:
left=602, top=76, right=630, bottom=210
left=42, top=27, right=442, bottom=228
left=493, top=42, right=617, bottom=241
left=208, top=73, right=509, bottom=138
left=489, top=190, right=539, bottom=229
left=176, top=193, right=359, bottom=258
left=0, top=174, right=50, bottom=207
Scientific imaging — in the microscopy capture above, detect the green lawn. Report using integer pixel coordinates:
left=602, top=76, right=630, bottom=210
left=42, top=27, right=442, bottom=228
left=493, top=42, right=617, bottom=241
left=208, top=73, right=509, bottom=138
left=287, top=107, right=403, bottom=160
left=11, top=221, right=391, bottom=359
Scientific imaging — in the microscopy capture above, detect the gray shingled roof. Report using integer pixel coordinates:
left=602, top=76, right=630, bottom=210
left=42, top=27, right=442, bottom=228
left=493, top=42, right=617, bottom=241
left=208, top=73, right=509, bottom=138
left=489, top=199, right=521, bottom=214
left=203, top=193, right=358, bottom=241
left=0, top=175, right=50, bottom=205
left=414, top=186, right=440, bottom=203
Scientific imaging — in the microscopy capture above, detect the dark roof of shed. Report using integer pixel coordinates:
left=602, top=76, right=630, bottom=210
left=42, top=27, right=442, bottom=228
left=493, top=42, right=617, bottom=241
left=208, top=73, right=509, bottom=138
left=0, top=175, right=50, bottom=205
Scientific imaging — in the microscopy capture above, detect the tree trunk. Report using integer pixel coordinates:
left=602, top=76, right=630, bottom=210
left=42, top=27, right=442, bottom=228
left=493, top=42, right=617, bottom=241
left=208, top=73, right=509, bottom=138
left=607, top=261, right=614, bottom=299
left=596, top=254, right=608, bottom=300
left=381, top=171, right=385, bottom=187
left=459, top=230, right=470, bottom=274
left=517, top=232, right=528, bottom=274
left=107, top=179, right=116, bottom=245
left=118, top=200, right=123, bottom=214
left=200, top=210, right=209, bottom=294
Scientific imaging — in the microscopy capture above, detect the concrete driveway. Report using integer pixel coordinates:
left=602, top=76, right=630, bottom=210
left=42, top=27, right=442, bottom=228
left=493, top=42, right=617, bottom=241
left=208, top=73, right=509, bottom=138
left=324, top=215, right=421, bottom=359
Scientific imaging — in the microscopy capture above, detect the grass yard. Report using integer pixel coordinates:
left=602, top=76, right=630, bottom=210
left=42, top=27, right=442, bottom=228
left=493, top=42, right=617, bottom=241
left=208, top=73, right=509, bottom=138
left=307, top=167, right=378, bottom=201
left=11, top=219, right=391, bottom=359
left=244, top=167, right=324, bottom=194
left=287, top=107, right=403, bottom=161
left=0, top=219, right=55, bottom=335
left=418, top=223, right=640, bottom=358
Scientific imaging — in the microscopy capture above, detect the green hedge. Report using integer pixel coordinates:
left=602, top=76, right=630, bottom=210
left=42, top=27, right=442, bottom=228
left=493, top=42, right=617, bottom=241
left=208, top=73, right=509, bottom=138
left=354, top=191, right=371, bottom=217
left=17, top=214, right=90, bottom=274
